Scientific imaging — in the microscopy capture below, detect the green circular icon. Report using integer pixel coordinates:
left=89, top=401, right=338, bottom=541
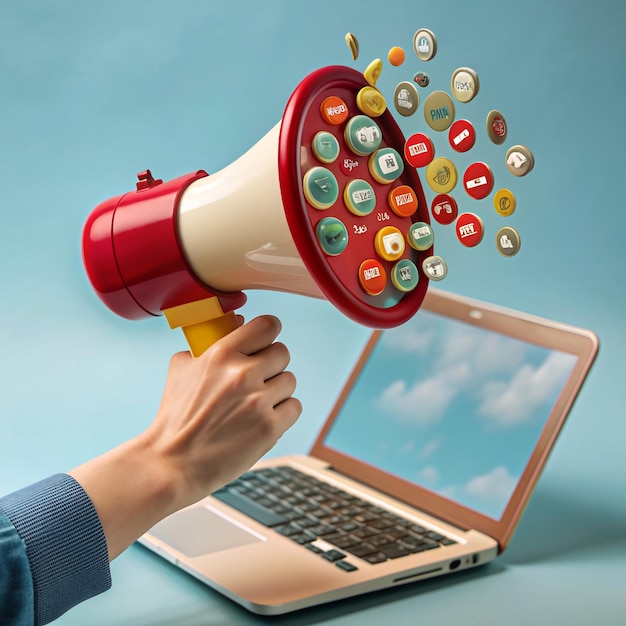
left=344, top=179, right=376, bottom=216
left=407, top=221, right=434, bottom=251
left=312, top=131, right=340, bottom=164
left=316, top=217, right=349, bottom=256
left=391, top=259, right=420, bottom=292
left=344, top=115, right=383, bottom=156
left=303, top=166, right=339, bottom=210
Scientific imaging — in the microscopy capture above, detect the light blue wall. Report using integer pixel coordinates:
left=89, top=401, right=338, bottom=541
left=1, top=2, right=624, bottom=622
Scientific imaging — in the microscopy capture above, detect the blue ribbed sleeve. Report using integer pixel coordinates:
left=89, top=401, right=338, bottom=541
left=0, top=474, right=112, bottom=625
left=0, top=510, right=34, bottom=625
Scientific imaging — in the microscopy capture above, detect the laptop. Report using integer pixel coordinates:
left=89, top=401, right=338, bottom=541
left=140, top=287, right=598, bottom=614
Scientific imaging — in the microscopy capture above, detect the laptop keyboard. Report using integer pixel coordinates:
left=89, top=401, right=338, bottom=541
left=212, top=466, right=457, bottom=572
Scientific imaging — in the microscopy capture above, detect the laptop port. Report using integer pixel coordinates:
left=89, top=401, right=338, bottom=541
left=449, top=559, right=461, bottom=570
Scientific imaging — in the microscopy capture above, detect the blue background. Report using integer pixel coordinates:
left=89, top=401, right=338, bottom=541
left=1, top=1, right=624, bottom=624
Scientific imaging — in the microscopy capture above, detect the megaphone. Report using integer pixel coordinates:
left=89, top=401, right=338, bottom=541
left=82, top=65, right=433, bottom=356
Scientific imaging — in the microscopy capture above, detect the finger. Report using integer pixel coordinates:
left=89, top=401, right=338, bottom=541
left=251, top=341, right=291, bottom=382
left=263, top=370, right=298, bottom=408
left=216, top=315, right=282, bottom=357
left=272, top=396, right=303, bottom=431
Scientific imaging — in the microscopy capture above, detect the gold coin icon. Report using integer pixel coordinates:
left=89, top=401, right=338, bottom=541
left=425, top=157, right=458, bottom=193
left=494, top=189, right=516, bottom=216
left=345, top=32, right=359, bottom=60
left=364, top=58, right=383, bottom=87
left=356, top=86, right=387, bottom=117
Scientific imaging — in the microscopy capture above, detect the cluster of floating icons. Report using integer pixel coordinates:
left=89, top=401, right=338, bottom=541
left=344, top=28, right=534, bottom=273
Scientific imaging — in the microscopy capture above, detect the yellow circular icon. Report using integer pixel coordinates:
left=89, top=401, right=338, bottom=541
left=425, top=157, right=458, bottom=194
left=374, top=226, right=405, bottom=261
left=363, top=58, right=383, bottom=87
left=494, top=188, right=516, bottom=216
left=356, top=86, right=387, bottom=117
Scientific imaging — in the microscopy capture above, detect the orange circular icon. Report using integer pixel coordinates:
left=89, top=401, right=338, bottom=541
left=388, top=185, right=418, bottom=217
left=388, top=46, right=406, bottom=66
left=320, top=96, right=349, bottom=125
left=358, top=259, right=387, bottom=295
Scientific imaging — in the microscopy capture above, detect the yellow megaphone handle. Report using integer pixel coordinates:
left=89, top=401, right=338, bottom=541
left=163, top=296, right=239, bottom=357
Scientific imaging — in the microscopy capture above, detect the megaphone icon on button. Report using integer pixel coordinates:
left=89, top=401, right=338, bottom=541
left=82, top=66, right=432, bottom=356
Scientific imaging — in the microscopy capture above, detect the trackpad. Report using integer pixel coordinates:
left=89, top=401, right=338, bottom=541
left=150, top=506, right=264, bottom=557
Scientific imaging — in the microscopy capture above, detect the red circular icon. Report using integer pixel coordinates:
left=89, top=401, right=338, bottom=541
left=455, top=212, right=484, bottom=247
left=431, top=194, right=458, bottom=225
left=448, top=119, right=476, bottom=153
left=491, top=115, right=507, bottom=139
left=463, top=162, right=494, bottom=199
left=404, top=133, right=435, bottom=168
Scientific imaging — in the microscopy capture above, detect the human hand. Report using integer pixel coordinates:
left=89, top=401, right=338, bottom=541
left=145, top=314, right=302, bottom=511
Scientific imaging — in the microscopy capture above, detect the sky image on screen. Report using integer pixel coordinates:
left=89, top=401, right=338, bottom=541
left=324, top=309, right=578, bottom=520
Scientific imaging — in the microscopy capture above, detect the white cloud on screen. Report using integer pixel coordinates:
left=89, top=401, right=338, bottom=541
left=378, top=361, right=470, bottom=426
left=478, top=351, right=575, bottom=427
left=377, top=323, right=527, bottom=427
left=382, top=325, right=433, bottom=354
left=419, top=437, right=443, bottom=459
left=418, top=465, right=439, bottom=484
left=465, top=466, right=517, bottom=502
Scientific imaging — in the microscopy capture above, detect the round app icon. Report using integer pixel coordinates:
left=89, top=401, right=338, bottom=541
left=359, top=259, right=387, bottom=295
left=316, top=217, right=348, bottom=256
left=388, top=185, right=419, bottom=217
left=505, top=145, right=535, bottom=177
left=448, top=119, right=476, bottom=153
left=494, top=189, right=516, bottom=216
left=455, top=212, right=484, bottom=247
left=422, top=255, right=448, bottom=281
left=423, top=91, right=455, bottom=132
left=404, top=132, right=435, bottom=168
left=413, top=28, right=437, bottom=61
left=463, top=162, right=494, bottom=200
left=431, top=194, right=458, bottom=225
left=407, top=221, right=434, bottom=251
left=393, top=81, right=419, bottom=117
left=451, top=67, right=480, bottom=103
left=496, top=226, right=521, bottom=257
left=391, top=259, right=419, bottom=292
left=426, top=157, right=458, bottom=193
left=486, top=110, right=507, bottom=144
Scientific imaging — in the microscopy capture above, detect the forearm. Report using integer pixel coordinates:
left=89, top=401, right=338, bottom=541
left=69, top=433, right=180, bottom=561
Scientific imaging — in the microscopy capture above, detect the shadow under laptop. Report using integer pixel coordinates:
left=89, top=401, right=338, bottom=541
left=500, top=485, right=626, bottom=566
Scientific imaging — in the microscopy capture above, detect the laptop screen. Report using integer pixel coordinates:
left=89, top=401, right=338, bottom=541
left=320, top=294, right=582, bottom=522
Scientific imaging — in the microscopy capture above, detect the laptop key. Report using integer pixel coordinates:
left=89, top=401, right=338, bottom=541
left=336, top=560, right=358, bottom=572
left=362, top=552, right=388, bottom=564
left=380, top=543, right=412, bottom=559
left=321, top=549, right=347, bottom=562
left=212, top=488, right=288, bottom=527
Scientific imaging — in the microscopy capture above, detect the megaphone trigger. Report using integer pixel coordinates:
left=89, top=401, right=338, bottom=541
left=163, top=296, right=240, bottom=358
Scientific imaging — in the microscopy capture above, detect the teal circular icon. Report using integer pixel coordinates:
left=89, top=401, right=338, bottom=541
left=303, top=166, right=339, bottom=210
left=312, top=131, right=340, bottom=164
left=344, top=115, right=383, bottom=156
left=369, top=147, right=405, bottom=184
left=316, top=217, right=349, bottom=256
left=344, top=179, right=376, bottom=216
left=407, top=221, right=434, bottom=251
left=391, top=259, right=419, bottom=292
